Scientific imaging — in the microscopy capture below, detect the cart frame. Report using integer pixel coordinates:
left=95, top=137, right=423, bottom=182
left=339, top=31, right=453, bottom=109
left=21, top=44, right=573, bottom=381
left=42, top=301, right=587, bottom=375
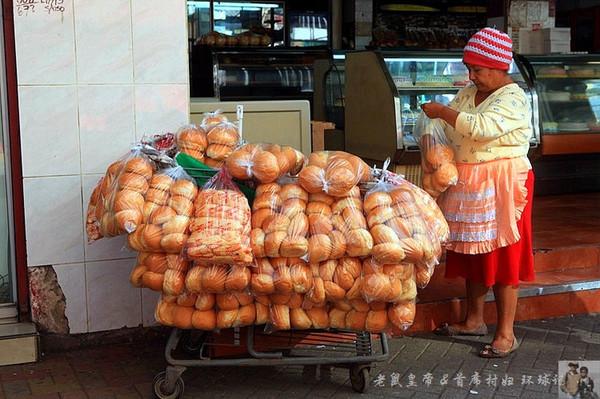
left=153, top=326, right=390, bottom=398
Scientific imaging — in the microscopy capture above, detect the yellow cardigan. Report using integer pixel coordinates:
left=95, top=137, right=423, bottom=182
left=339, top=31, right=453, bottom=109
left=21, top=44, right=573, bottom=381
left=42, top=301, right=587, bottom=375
left=443, top=83, right=532, bottom=164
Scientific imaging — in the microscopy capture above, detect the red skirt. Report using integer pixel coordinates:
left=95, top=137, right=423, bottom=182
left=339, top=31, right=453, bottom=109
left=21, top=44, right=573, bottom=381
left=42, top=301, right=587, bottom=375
left=445, top=169, right=535, bottom=287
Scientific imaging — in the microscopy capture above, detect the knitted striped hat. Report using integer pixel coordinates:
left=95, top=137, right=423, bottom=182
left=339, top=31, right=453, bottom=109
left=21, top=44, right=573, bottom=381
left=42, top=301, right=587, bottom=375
left=463, top=27, right=513, bottom=70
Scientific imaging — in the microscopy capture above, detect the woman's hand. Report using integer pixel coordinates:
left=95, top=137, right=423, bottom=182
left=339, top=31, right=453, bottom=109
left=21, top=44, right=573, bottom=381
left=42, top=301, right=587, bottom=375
left=421, top=102, right=446, bottom=119
left=421, top=102, right=459, bottom=128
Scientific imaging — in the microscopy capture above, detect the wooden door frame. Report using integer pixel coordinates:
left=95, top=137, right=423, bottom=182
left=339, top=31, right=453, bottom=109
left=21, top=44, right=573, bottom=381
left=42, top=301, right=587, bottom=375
left=2, top=0, right=29, bottom=317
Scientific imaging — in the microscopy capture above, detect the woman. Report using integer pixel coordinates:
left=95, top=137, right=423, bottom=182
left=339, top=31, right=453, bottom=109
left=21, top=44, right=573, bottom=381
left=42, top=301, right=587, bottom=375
left=421, top=27, right=535, bottom=358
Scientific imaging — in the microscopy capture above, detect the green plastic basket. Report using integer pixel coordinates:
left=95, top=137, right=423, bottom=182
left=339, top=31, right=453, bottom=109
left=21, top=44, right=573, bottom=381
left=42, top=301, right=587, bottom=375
left=176, top=152, right=255, bottom=205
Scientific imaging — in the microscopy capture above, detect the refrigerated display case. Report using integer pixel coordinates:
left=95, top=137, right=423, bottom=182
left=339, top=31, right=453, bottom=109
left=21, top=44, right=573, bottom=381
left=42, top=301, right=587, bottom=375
left=516, top=54, right=600, bottom=195
left=518, top=54, right=600, bottom=155
left=344, top=51, right=540, bottom=164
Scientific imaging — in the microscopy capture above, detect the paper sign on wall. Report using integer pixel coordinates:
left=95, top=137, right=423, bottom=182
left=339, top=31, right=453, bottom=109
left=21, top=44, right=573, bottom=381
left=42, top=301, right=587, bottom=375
left=15, top=0, right=65, bottom=17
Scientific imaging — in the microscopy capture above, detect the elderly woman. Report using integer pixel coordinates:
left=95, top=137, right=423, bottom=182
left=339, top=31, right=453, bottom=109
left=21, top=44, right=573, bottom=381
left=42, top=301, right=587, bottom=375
left=421, top=27, right=534, bottom=358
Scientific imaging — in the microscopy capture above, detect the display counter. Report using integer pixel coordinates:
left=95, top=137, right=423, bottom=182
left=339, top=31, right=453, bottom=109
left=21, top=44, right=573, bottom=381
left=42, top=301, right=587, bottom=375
left=519, top=54, right=600, bottom=155
left=343, top=51, right=540, bottom=164
left=190, top=99, right=312, bottom=155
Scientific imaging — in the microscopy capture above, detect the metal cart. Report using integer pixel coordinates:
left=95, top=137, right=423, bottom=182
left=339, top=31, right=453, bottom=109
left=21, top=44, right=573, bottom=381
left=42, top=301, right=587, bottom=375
left=153, top=325, right=390, bottom=398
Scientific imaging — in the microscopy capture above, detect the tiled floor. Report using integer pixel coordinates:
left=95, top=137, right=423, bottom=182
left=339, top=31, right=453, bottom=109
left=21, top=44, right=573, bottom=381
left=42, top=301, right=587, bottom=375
left=4, top=314, right=600, bottom=398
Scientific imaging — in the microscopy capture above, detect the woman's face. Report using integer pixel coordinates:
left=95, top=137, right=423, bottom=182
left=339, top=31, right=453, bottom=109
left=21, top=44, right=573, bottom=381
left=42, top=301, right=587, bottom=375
left=465, top=63, right=505, bottom=93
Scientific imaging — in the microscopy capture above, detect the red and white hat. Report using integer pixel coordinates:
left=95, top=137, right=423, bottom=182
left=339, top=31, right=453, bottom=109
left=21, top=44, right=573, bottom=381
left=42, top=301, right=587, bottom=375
left=463, top=27, right=513, bottom=70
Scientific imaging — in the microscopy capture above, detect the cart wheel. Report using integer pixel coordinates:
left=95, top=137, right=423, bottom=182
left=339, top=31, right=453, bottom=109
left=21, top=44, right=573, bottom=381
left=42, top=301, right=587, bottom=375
left=350, top=365, right=370, bottom=393
left=153, top=371, right=184, bottom=399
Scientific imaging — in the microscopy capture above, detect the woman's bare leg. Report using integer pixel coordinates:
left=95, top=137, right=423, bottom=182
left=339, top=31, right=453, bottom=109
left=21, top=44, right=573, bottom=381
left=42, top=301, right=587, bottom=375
left=464, top=280, right=488, bottom=327
left=491, top=284, right=519, bottom=350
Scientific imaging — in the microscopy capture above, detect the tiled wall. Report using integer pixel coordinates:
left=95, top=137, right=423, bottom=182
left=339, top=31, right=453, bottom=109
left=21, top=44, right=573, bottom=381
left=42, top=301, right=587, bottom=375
left=13, top=0, right=188, bottom=333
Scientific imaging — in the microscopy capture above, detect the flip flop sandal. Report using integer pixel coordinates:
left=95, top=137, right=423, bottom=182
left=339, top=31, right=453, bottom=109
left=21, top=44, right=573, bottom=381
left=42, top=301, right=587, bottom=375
left=479, top=338, right=520, bottom=358
left=434, top=322, right=489, bottom=337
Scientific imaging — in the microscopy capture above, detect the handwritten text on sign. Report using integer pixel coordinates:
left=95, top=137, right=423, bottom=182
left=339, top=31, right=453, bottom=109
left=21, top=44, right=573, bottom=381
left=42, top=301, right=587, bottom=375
left=15, top=0, right=65, bottom=16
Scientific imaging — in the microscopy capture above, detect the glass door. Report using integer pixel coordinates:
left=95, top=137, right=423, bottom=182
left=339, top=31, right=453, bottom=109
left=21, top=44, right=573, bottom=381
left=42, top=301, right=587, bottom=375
left=0, top=126, right=11, bottom=304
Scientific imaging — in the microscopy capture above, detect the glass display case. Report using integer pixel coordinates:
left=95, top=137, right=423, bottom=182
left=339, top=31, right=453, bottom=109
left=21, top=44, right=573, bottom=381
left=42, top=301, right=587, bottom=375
left=344, top=51, right=539, bottom=162
left=288, top=11, right=329, bottom=47
left=188, top=1, right=284, bottom=48
left=519, top=54, right=600, bottom=155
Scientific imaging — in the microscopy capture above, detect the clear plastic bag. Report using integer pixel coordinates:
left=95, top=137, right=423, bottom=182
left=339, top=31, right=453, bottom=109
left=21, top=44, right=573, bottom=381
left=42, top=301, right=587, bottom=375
left=205, top=121, right=240, bottom=165
left=85, top=177, right=104, bottom=242
left=184, top=169, right=253, bottom=265
left=250, top=180, right=309, bottom=259
left=176, top=124, right=207, bottom=162
left=185, top=263, right=251, bottom=295
left=388, top=301, right=416, bottom=332
left=127, top=166, right=198, bottom=254
left=141, top=133, right=178, bottom=161
left=129, top=252, right=168, bottom=291
left=129, top=252, right=189, bottom=296
left=298, top=151, right=371, bottom=197
left=306, top=187, right=373, bottom=263
left=95, top=148, right=155, bottom=239
left=200, top=110, right=228, bottom=132
left=155, top=292, right=216, bottom=330
left=269, top=301, right=328, bottom=332
left=363, top=175, right=447, bottom=274
left=225, top=143, right=306, bottom=183
left=215, top=291, right=256, bottom=329
left=413, top=113, right=458, bottom=198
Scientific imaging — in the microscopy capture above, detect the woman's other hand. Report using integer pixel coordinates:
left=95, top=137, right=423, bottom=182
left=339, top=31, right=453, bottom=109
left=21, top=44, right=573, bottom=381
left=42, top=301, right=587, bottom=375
left=421, top=102, right=446, bottom=119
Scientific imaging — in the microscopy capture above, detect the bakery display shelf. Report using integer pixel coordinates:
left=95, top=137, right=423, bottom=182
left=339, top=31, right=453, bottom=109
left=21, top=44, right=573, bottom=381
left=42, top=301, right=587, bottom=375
left=153, top=326, right=390, bottom=398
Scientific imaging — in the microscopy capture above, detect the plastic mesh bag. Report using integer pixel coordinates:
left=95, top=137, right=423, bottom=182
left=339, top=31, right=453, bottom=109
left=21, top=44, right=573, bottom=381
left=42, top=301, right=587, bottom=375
left=184, top=169, right=253, bottom=265
left=413, top=113, right=458, bottom=198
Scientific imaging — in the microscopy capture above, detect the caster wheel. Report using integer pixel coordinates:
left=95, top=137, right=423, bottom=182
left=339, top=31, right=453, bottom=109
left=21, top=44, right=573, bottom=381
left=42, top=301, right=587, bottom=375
left=350, top=365, right=370, bottom=393
left=153, top=371, right=184, bottom=399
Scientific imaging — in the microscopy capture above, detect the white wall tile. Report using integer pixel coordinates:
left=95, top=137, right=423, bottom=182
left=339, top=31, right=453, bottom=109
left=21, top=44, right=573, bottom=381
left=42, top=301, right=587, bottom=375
left=18, top=86, right=81, bottom=177
left=53, top=263, right=87, bottom=334
left=81, top=174, right=136, bottom=261
left=78, top=85, right=135, bottom=174
left=74, top=0, right=133, bottom=83
left=134, top=84, right=189, bottom=139
left=86, top=259, right=141, bottom=332
left=142, top=289, right=160, bottom=327
left=13, top=0, right=76, bottom=85
left=132, top=0, right=188, bottom=84
left=24, top=176, right=84, bottom=266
